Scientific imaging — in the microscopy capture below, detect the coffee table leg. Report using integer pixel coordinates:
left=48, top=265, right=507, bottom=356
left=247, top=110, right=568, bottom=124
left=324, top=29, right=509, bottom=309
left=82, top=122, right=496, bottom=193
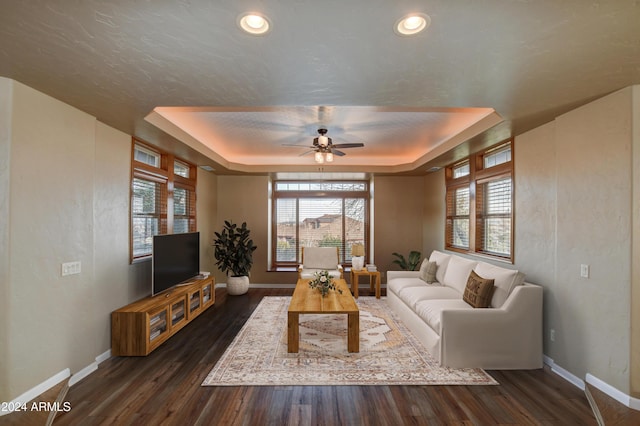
left=288, top=312, right=299, bottom=353
left=375, top=274, right=381, bottom=299
left=347, top=312, right=359, bottom=353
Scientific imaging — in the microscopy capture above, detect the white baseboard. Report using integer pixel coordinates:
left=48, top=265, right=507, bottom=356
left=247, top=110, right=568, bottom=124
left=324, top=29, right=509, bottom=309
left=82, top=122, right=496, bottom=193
left=545, top=355, right=640, bottom=411
left=544, top=355, right=585, bottom=390
left=586, top=373, right=640, bottom=410
left=69, top=349, right=111, bottom=386
left=0, top=368, right=70, bottom=416
left=0, top=349, right=112, bottom=416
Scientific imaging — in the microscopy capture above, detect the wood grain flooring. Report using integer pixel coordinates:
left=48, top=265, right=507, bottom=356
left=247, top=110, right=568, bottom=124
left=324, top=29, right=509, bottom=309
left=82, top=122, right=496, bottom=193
left=2, top=287, right=606, bottom=425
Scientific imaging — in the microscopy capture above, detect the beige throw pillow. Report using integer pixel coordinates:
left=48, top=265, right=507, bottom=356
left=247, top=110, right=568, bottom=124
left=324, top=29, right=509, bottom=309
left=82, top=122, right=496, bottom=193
left=463, top=270, right=495, bottom=308
left=419, top=259, right=438, bottom=284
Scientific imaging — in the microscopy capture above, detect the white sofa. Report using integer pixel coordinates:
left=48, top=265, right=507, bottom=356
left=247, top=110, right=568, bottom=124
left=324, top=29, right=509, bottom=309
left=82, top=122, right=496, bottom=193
left=386, top=250, right=543, bottom=369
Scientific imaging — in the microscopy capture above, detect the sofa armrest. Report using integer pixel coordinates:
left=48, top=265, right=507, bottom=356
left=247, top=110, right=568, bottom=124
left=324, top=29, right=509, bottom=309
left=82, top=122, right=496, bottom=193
left=387, top=270, right=421, bottom=282
left=440, top=284, right=543, bottom=369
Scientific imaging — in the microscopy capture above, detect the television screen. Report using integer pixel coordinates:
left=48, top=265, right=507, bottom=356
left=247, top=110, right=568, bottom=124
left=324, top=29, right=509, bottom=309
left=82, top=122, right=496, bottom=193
left=152, top=232, right=200, bottom=296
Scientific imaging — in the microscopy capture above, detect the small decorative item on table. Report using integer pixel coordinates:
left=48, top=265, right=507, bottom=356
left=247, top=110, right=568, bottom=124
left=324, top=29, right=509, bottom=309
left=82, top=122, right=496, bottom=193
left=308, top=270, right=343, bottom=297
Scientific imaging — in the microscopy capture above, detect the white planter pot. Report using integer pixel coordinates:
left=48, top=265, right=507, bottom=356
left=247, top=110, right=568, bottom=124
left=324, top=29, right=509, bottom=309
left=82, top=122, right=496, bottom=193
left=227, top=275, right=250, bottom=295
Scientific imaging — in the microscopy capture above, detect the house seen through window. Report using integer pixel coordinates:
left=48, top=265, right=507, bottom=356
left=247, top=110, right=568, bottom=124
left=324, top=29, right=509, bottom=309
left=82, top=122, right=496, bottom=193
left=271, top=180, right=370, bottom=269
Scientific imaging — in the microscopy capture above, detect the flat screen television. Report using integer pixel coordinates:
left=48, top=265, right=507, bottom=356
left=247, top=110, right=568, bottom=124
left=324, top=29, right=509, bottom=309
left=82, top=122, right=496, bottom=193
left=152, top=232, right=200, bottom=296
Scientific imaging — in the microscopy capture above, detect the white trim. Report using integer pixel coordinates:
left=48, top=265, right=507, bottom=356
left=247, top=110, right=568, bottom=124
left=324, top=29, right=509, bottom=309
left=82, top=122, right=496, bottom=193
left=69, top=349, right=111, bottom=386
left=543, top=355, right=585, bottom=390
left=586, top=373, right=640, bottom=411
left=0, top=350, right=112, bottom=416
left=545, top=355, right=640, bottom=411
left=95, top=349, right=111, bottom=364
left=0, top=368, right=70, bottom=416
left=69, top=363, right=97, bottom=387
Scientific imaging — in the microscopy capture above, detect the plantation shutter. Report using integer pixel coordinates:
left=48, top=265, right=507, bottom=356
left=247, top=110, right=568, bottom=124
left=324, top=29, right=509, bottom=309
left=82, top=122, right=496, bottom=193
left=132, top=174, right=168, bottom=258
left=476, top=177, right=512, bottom=256
left=173, top=185, right=196, bottom=234
left=446, top=186, right=470, bottom=249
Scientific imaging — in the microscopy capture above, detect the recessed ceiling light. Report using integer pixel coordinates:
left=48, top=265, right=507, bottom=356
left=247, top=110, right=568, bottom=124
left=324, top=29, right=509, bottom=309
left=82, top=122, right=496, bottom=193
left=238, top=13, right=271, bottom=35
left=394, top=13, right=431, bottom=36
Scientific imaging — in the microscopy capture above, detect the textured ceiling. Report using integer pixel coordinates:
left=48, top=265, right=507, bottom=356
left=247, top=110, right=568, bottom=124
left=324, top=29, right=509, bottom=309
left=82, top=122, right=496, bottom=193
left=1, top=1, right=639, bottom=174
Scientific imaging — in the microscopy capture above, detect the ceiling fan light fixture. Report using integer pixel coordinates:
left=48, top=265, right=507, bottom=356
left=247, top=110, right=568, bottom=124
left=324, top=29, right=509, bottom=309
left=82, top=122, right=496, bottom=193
left=318, top=135, right=329, bottom=146
left=394, top=13, right=430, bottom=36
left=314, top=152, right=325, bottom=163
left=238, top=13, right=271, bottom=35
left=325, top=152, right=334, bottom=163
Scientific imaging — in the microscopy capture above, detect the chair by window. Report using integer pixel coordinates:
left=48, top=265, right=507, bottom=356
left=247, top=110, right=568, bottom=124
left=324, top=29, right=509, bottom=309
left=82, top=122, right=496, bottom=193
left=298, top=247, right=343, bottom=280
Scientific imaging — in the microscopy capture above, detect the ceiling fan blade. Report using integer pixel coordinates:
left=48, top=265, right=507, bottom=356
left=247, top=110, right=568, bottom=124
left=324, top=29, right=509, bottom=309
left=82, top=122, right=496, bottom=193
left=332, top=143, right=364, bottom=148
left=332, top=149, right=346, bottom=156
left=299, top=150, right=315, bottom=156
left=282, top=144, right=315, bottom=148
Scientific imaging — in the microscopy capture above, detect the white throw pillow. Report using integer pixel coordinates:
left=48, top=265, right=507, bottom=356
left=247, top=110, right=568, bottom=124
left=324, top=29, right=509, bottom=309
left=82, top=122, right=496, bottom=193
left=428, top=250, right=451, bottom=284
left=442, top=255, right=478, bottom=295
left=474, top=262, right=525, bottom=308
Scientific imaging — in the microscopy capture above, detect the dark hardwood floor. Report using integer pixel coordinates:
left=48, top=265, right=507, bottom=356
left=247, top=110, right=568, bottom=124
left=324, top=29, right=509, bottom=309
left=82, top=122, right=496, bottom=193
left=4, top=287, right=601, bottom=425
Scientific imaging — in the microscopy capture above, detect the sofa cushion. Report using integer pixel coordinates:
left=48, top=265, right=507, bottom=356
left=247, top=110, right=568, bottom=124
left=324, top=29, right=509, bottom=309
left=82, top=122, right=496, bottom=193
left=428, top=250, right=451, bottom=284
left=462, top=270, right=495, bottom=308
left=303, top=247, right=338, bottom=269
left=419, top=259, right=438, bottom=283
left=398, top=285, right=461, bottom=310
left=414, top=299, right=473, bottom=335
left=387, top=277, right=426, bottom=296
left=442, top=256, right=478, bottom=294
left=474, top=262, right=525, bottom=308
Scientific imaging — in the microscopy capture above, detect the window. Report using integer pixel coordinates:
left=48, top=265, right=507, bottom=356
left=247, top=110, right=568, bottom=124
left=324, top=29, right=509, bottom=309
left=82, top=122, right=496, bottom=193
left=130, top=139, right=197, bottom=262
left=445, top=140, right=514, bottom=261
left=271, top=180, right=370, bottom=268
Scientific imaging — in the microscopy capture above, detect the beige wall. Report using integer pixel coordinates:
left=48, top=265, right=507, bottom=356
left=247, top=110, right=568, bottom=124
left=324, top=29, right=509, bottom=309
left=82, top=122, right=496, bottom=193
left=0, top=78, right=11, bottom=401
left=0, top=79, right=218, bottom=402
left=422, top=170, right=445, bottom=255
left=214, top=175, right=295, bottom=284
left=197, top=168, right=218, bottom=277
left=211, top=175, right=426, bottom=285
left=632, top=85, right=640, bottom=397
left=373, top=176, right=425, bottom=279
left=553, top=88, right=633, bottom=392
left=8, top=80, right=97, bottom=399
left=423, top=86, right=638, bottom=394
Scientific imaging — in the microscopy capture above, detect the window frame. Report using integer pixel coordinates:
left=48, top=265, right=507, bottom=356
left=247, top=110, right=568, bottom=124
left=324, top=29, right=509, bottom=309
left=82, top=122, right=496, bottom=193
left=445, top=139, right=514, bottom=262
left=270, top=179, right=370, bottom=270
left=130, top=138, right=197, bottom=263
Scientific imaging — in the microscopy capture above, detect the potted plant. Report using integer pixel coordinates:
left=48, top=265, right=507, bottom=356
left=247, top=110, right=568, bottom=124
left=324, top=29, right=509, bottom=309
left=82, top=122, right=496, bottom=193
left=391, top=250, right=422, bottom=271
left=213, top=220, right=257, bottom=295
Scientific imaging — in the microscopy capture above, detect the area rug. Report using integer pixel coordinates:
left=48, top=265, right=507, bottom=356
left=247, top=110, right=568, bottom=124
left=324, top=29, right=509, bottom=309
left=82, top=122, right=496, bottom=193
left=202, top=296, right=497, bottom=386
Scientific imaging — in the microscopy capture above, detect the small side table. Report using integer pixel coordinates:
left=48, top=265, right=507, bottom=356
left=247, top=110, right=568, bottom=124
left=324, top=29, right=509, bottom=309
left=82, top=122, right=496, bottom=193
left=350, top=269, right=381, bottom=299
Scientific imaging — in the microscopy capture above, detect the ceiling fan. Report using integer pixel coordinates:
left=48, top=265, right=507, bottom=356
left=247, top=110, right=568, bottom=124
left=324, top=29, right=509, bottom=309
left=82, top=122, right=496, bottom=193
left=289, top=127, right=365, bottom=163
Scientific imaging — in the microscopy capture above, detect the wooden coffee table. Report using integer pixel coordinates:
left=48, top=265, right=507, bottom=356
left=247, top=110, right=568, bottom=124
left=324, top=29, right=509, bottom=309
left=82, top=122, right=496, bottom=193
left=288, top=278, right=359, bottom=353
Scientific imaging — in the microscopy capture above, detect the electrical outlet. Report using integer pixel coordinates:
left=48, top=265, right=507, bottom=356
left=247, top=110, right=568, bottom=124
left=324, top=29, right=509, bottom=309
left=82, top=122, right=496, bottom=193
left=62, top=261, right=81, bottom=276
left=550, top=329, right=556, bottom=342
left=580, top=264, right=590, bottom=278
